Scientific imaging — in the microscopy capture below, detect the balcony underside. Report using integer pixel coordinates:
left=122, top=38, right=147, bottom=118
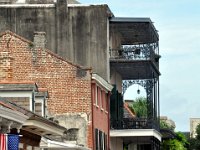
left=110, top=129, right=162, bottom=143
left=110, top=59, right=160, bottom=80
left=110, top=17, right=158, bottom=44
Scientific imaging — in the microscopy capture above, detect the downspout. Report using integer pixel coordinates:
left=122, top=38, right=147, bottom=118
left=91, top=74, right=95, bottom=150
left=32, top=90, right=35, bottom=112
left=108, top=91, right=111, bottom=150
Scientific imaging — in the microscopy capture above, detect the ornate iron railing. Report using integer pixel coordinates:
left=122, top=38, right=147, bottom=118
left=111, top=118, right=159, bottom=131
left=109, top=43, right=160, bottom=66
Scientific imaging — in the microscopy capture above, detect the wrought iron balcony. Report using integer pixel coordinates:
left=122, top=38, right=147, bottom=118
left=110, top=43, right=160, bottom=68
left=109, top=43, right=160, bottom=80
left=111, top=118, right=159, bottom=131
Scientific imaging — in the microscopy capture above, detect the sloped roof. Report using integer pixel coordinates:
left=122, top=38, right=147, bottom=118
left=0, top=80, right=37, bottom=91
left=124, top=102, right=135, bottom=118
left=0, top=30, right=91, bottom=70
left=0, top=98, right=66, bottom=136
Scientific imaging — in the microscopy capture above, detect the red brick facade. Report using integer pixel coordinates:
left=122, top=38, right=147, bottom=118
left=92, top=83, right=110, bottom=150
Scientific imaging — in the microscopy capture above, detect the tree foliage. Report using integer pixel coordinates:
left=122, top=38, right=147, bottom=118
left=160, top=119, right=188, bottom=150
left=130, top=97, right=147, bottom=118
left=161, top=132, right=188, bottom=150
left=160, top=120, right=175, bottom=131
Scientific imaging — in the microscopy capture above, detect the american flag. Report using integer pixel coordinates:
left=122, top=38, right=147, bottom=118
left=0, top=134, right=19, bottom=150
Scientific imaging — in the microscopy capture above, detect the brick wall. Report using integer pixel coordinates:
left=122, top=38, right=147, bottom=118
left=0, top=31, right=93, bottom=148
left=0, top=31, right=91, bottom=114
left=92, top=83, right=110, bottom=150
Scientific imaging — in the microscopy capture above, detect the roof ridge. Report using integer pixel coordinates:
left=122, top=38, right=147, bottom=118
left=0, top=30, right=92, bottom=71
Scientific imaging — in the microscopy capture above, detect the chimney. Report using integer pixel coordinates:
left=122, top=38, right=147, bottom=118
left=34, top=32, right=46, bottom=49
left=32, top=32, right=46, bottom=63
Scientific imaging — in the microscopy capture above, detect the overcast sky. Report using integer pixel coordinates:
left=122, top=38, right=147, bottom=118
left=79, top=0, right=200, bottom=132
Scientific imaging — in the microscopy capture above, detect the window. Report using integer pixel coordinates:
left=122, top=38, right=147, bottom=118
left=101, top=90, right=105, bottom=109
left=99, top=130, right=103, bottom=150
left=105, top=93, right=109, bottom=112
left=95, top=86, right=98, bottom=106
left=95, top=129, right=99, bottom=150
left=104, top=133, right=107, bottom=150
left=35, top=102, right=42, bottom=116
left=100, top=89, right=103, bottom=109
left=95, top=129, right=107, bottom=150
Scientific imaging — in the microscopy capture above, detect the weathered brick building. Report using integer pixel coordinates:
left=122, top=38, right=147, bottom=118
left=0, top=30, right=112, bottom=149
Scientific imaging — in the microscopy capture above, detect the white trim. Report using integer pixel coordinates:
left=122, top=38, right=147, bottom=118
left=0, top=91, right=33, bottom=111
left=110, top=129, right=162, bottom=141
left=92, top=74, right=113, bottom=92
left=40, top=137, right=90, bottom=150
left=0, top=106, right=29, bottom=124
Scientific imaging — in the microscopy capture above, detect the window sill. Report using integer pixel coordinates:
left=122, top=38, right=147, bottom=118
left=93, top=104, right=99, bottom=108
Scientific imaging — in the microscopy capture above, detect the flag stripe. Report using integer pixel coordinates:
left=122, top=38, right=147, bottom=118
left=0, top=134, right=19, bottom=150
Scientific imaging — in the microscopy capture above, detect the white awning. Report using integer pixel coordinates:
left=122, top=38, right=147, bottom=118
left=40, top=137, right=90, bottom=150
left=110, top=129, right=162, bottom=141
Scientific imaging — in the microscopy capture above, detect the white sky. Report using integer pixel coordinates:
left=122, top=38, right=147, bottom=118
left=79, top=0, right=200, bottom=132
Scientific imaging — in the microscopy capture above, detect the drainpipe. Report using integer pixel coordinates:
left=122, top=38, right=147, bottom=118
left=108, top=91, right=111, bottom=150
left=91, top=74, right=95, bottom=150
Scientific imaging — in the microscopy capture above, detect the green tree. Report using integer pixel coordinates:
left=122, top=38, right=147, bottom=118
left=160, top=120, right=175, bottom=131
left=161, top=132, right=188, bottom=150
left=160, top=120, right=188, bottom=150
left=130, top=97, right=147, bottom=118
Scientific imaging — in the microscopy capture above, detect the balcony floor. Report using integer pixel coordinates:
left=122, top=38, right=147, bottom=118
left=110, top=129, right=162, bottom=143
left=110, top=59, right=160, bottom=80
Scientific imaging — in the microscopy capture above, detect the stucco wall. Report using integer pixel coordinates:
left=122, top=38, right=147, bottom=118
left=110, top=68, right=122, bottom=93
left=67, top=5, right=110, bottom=81
left=0, top=6, right=57, bottom=52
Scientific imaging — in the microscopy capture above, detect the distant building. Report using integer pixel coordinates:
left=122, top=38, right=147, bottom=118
left=190, top=118, right=200, bottom=138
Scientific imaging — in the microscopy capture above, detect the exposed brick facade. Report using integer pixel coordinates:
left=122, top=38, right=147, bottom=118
left=0, top=31, right=91, bottom=114
left=0, top=31, right=95, bottom=149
